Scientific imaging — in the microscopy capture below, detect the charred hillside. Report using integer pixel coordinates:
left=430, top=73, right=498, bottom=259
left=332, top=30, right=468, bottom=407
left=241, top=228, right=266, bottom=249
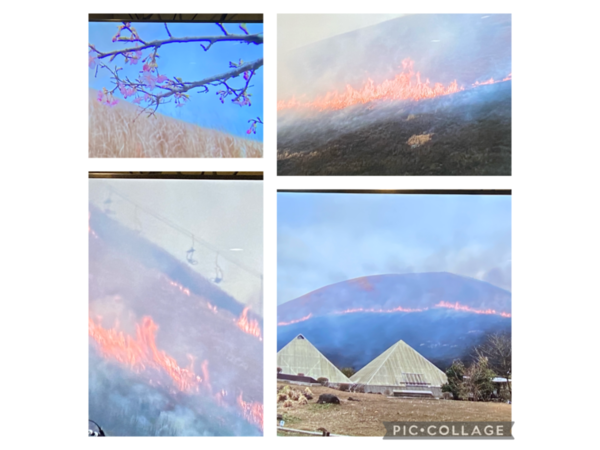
left=89, top=205, right=262, bottom=435
left=277, top=273, right=511, bottom=371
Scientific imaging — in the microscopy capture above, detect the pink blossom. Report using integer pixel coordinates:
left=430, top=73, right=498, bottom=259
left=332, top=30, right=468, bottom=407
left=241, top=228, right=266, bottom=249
left=133, top=97, right=142, bottom=104
left=156, top=74, right=168, bottom=83
left=126, top=49, right=142, bottom=65
left=234, top=94, right=251, bottom=107
left=243, top=71, right=250, bottom=81
left=89, top=54, right=97, bottom=69
left=141, top=71, right=157, bottom=89
left=97, top=90, right=119, bottom=107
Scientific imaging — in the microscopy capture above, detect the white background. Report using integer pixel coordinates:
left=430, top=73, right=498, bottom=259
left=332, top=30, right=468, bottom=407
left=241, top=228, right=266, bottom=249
left=2, top=1, right=598, bottom=447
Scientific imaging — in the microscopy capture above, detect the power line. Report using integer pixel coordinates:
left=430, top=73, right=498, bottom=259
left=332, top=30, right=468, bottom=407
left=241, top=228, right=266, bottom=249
left=103, top=185, right=262, bottom=280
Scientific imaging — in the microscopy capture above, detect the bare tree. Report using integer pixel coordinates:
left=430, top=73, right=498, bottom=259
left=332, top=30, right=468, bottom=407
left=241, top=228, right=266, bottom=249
left=462, top=356, right=496, bottom=401
left=475, top=332, right=512, bottom=395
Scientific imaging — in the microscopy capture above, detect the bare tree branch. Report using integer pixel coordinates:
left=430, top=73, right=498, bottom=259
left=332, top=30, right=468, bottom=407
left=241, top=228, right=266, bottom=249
left=216, top=23, right=229, bottom=36
left=90, top=33, right=263, bottom=60
left=154, top=58, right=263, bottom=101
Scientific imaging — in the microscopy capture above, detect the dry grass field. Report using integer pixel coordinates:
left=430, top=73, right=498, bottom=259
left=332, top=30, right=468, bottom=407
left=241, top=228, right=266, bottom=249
left=89, top=89, right=262, bottom=158
left=277, top=382, right=511, bottom=437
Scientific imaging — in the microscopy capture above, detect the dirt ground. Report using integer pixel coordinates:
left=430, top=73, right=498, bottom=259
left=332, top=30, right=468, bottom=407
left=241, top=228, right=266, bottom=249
left=277, top=382, right=511, bottom=437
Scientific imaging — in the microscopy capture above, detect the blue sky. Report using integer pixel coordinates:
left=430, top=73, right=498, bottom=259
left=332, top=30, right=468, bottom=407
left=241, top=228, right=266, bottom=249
left=89, top=22, right=263, bottom=140
left=278, top=193, right=511, bottom=304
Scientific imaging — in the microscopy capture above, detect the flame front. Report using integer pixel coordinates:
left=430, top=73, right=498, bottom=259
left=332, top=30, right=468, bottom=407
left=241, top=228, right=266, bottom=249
left=167, top=278, right=190, bottom=296
left=237, top=393, right=264, bottom=431
left=277, top=313, right=312, bottom=326
left=278, top=300, right=510, bottom=326
left=277, top=58, right=511, bottom=113
left=89, top=316, right=203, bottom=393
left=435, top=301, right=511, bottom=318
left=236, top=307, right=263, bottom=341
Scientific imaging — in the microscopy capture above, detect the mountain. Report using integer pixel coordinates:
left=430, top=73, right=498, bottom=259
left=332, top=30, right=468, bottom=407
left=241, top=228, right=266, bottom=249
left=278, top=14, right=511, bottom=98
left=277, top=273, right=511, bottom=371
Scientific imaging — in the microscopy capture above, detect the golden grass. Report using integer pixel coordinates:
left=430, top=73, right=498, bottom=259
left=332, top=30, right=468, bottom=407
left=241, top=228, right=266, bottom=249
left=276, top=382, right=511, bottom=436
left=407, top=133, right=434, bottom=147
left=89, top=89, right=263, bottom=158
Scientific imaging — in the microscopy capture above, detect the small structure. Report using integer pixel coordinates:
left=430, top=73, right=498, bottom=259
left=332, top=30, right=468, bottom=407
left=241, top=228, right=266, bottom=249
left=277, top=334, right=351, bottom=384
left=350, top=340, right=448, bottom=398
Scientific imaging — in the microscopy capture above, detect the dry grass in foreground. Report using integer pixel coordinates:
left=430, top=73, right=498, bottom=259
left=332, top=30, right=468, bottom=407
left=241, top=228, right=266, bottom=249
left=277, top=382, right=511, bottom=437
left=89, top=89, right=262, bottom=158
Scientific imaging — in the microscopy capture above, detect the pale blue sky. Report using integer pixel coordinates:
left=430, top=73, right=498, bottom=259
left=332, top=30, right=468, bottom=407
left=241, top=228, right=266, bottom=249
left=89, top=22, right=263, bottom=140
left=278, top=193, right=511, bottom=304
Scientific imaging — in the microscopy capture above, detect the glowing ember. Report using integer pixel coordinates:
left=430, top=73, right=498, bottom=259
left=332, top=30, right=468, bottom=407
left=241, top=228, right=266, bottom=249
left=167, top=278, right=190, bottom=296
left=237, top=393, right=264, bottom=431
left=278, top=301, right=510, bottom=326
left=277, top=58, right=511, bottom=112
left=207, top=301, right=218, bottom=313
left=89, top=316, right=203, bottom=393
left=235, top=307, right=263, bottom=341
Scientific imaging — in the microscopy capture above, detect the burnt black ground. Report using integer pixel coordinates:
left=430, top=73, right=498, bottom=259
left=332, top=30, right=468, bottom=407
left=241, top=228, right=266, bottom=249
left=277, top=83, right=511, bottom=176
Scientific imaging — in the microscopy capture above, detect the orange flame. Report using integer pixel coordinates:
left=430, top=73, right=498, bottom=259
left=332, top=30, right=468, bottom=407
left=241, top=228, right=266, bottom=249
left=278, top=301, right=511, bottom=326
left=237, top=393, right=264, bottom=431
left=434, top=301, right=511, bottom=318
left=277, top=313, right=312, bottom=326
left=277, top=59, right=511, bottom=112
left=236, top=307, right=263, bottom=341
left=277, top=58, right=462, bottom=112
left=89, top=316, right=203, bottom=393
left=473, top=73, right=512, bottom=87
left=167, top=278, right=190, bottom=296
left=207, top=301, right=218, bottom=313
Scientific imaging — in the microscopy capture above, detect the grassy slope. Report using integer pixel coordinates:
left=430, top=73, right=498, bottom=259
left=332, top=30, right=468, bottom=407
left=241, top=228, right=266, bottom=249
left=89, top=89, right=262, bottom=158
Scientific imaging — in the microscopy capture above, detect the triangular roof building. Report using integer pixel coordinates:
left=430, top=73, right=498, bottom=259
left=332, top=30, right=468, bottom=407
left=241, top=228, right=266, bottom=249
left=277, top=334, right=350, bottom=383
left=350, top=340, right=448, bottom=388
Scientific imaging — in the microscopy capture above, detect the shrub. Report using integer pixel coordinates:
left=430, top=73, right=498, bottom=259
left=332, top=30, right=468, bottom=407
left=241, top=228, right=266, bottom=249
left=340, top=367, right=356, bottom=378
left=317, top=377, right=329, bottom=386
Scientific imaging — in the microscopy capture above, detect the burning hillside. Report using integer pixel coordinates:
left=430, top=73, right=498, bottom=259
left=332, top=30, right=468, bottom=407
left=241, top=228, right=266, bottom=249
left=89, top=205, right=263, bottom=435
left=277, top=14, right=511, bottom=175
left=277, top=273, right=511, bottom=370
